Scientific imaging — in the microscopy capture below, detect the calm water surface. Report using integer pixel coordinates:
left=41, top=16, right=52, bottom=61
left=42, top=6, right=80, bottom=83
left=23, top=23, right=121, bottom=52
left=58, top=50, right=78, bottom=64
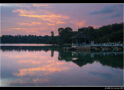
left=0, top=44, right=123, bottom=86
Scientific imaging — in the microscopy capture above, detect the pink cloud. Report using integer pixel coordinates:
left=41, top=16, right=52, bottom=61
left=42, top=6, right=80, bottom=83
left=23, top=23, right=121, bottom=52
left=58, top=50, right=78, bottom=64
left=13, top=9, right=69, bottom=24
left=14, top=62, right=69, bottom=77
left=18, top=22, right=43, bottom=26
left=11, top=9, right=71, bottom=35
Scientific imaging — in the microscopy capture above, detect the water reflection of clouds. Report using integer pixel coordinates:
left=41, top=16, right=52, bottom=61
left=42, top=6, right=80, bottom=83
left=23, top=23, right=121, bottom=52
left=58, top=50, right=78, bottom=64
left=89, top=72, right=113, bottom=80
left=14, top=61, right=69, bottom=77
left=7, top=78, right=51, bottom=86
left=1, top=50, right=72, bottom=86
left=86, top=62, right=123, bottom=85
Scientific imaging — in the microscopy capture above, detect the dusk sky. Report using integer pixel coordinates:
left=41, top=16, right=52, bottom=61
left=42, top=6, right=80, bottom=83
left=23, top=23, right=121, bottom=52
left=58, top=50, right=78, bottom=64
left=0, top=3, right=123, bottom=36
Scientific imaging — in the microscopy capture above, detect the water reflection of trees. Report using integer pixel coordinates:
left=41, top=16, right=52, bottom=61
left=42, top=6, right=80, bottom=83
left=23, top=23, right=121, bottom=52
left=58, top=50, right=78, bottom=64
left=59, top=51, right=123, bottom=69
left=1, top=46, right=123, bottom=69
left=1, top=46, right=58, bottom=52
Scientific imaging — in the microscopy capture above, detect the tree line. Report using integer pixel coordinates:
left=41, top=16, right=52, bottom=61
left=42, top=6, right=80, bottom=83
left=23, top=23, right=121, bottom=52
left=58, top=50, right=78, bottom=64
left=0, top=22, right=123, bottom=44
left=0, top=35, right=56, bottom=44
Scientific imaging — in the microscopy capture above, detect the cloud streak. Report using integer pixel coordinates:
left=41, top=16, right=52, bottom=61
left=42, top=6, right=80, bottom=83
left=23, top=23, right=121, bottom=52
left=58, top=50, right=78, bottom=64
left=89, top=5, right=116, bottom=15
left=18, top=22, right=43, bottom=26
left=13, top=9, right=69, bottom=25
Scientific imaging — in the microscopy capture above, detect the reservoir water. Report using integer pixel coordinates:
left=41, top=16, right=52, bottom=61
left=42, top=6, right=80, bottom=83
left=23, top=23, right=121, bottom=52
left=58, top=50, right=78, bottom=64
left=0, top=44, right=123, bottom=86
